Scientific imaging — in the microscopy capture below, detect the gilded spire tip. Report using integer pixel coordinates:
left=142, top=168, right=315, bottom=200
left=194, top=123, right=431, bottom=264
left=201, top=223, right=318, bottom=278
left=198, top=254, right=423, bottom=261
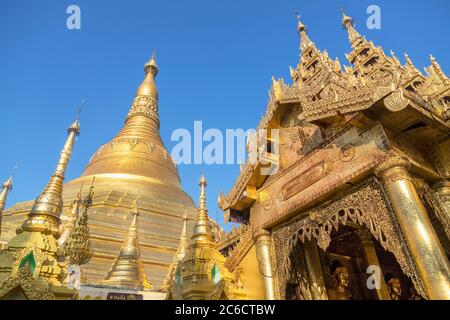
left=340, top=6, right=354, bottom=28
left=68, top=114, right=81, bottom=136
left=144, top=49, right=158, bottom=76
left=199, top=174, right=207, bottom=187
left=295, top=11, right=306, bottom=34
left=2, top=176, right=13, bottom=190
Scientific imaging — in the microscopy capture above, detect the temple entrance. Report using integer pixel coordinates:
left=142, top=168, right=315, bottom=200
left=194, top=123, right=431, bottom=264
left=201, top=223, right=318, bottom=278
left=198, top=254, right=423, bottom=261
left=284, top=224, right=418, bottom=300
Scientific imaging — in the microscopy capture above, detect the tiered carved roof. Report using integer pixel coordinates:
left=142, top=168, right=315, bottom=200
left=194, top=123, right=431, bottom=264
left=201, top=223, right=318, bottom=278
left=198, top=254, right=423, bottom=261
left=219, top=12, right=450, bottom=215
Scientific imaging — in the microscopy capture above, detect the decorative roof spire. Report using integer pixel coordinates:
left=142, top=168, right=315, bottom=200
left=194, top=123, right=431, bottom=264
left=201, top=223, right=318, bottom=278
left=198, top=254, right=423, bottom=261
left=191, top=175, right=212, bottom=243
left=296, top=12, right=315, bottom=51
left=101, top=206, right=152, bottom=290
left=428, top=54, right=447, bottom=81
left=390, top=50, right=401, bottom=68
left=340, top=8, right=363, bottom=47
left=19, top=117, right=80, bottom=235
left=404, top=52, right=421, bottom=75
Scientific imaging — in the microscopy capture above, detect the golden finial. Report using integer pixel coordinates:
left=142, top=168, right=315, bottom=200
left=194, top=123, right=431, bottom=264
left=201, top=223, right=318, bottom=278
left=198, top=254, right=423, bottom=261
left=428, top=54, right=446, bottom=80
left=340, top=7, right=362, bottom=47
left=340, top=5, right=352, bottom=26
left=144, top=48, right=158, bottom=76
left=403, top=52, right=421, bottom=75
left=192, top=175, right=212, bottom=242
left=1, top=164, right=17, bottom=192
left=294, top=11, right=314, bottom=51
left=136, top=50, right=160, bottom=100
left=68, top=107, right=81, bottom=136
left=295, top=11, right=306, bottom=34
left=404, top=52, right=413, bottom=65
left=390, top=50, right=401, bottom=67
left=0, top=165, right=17, bottom=236
left=199, top=174, right=208, bottom=209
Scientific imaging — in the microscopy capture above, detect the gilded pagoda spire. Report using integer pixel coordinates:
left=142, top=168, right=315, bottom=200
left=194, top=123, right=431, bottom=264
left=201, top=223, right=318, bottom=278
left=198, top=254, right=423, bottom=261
left=160, top=211, right=189, bottom=291
left=191, top=175, right=212, bottom=243
left=0, top=116, right=80, bottom=292
left=60, top=51, right=196, bottom=288
left=0, top=175, right=13, bottom=237
left=136, top=49, right=159, bottom=101
left=19, top=118, right=80, bottom=236
left=77, top=50, right=187, bottom=192
left=341, top=10, right=364, bottom=48
left=169, top=175, right=246, bottom=300
left=296, top=13, right=315, bottom=52
left=101, top=206, right=152, bottom=290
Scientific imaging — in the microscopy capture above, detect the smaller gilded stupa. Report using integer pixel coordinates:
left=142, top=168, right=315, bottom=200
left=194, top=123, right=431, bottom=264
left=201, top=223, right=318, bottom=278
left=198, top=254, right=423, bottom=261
left=0, top=117, right=81, bottom=299
left=168, top=175, right=245, bottom=300
left=160, top=210, right=189, bottom=292
left=101, top=206, right=153, bottom=290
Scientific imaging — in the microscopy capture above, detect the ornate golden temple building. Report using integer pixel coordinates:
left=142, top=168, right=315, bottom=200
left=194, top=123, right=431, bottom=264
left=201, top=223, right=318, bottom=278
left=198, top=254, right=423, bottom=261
left=215, top=12, right=450, bottom=300
left=0, top=11, right=449, bottom=300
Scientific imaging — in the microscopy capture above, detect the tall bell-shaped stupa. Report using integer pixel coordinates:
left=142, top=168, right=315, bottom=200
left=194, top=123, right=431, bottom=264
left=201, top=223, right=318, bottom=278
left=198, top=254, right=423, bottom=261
left=1, top=52, right=196, bottom=288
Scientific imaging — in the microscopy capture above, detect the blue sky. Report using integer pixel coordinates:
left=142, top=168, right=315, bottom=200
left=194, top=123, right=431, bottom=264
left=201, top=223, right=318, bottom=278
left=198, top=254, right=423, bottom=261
left=1, top=0, right=449, bottom=230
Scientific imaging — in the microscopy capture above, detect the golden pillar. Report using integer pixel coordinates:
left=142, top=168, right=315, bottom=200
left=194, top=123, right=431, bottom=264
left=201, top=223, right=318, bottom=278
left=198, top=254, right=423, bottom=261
left=356, top=229, right=390, bottom=300
left=375, top=157, right=450, bottom=299
left=254, top=229, right=276, bottom=300
left=303, top=239, right=328, bottom=299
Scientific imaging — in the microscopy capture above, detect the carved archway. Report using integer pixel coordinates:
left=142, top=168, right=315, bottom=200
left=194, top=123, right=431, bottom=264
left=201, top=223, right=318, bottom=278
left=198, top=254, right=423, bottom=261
left=272, top=177, right=426, bottom=299
left=0, top=266, right=55, bottom=300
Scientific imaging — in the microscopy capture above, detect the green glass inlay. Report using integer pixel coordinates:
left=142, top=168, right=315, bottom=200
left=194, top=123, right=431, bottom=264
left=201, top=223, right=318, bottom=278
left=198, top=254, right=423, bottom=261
left=211, top=264, right=221, bottom=284
left=19, top=251, right=36, bottom=273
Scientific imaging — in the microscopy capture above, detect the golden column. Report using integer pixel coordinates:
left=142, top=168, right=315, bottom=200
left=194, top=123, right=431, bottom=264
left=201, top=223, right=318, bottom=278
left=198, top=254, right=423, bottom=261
left=356, top=229, right=390, bottom=300
left=375, top=157, right=450, bottom=299
left=303, top=239, right=328, bottom=300
left=254, top=229, right=276, bottom=300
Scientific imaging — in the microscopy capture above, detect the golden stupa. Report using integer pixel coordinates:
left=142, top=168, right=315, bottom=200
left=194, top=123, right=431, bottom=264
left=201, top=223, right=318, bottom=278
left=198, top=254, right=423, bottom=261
left=0, top=51, right=197, bottom=288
